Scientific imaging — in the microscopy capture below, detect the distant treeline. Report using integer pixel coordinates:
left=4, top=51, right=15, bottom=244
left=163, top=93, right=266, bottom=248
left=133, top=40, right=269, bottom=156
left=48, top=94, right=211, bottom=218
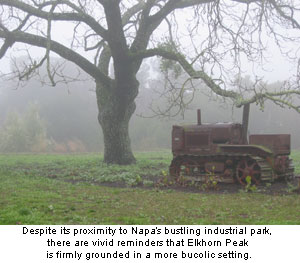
left=0, top=59, right=299, bottom=152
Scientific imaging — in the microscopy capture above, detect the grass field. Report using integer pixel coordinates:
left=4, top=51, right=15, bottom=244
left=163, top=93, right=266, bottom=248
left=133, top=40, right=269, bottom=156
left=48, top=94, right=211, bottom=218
left=0, top=151, right=299, bottom=225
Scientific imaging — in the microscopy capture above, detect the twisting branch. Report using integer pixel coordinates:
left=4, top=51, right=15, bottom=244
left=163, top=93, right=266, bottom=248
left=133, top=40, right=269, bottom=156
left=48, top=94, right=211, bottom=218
left=45, top=3, right=57, bottom=86
left=131, top=47, right=300, bottom=112
left=121, top=1, right=147, bottom=26
left=0, top=39, right=14, bottom=59
left=0, top=29, right=111, bottom=85
left=0, top=0, right=299, bottom=115
left=17, top=53, right=47, bottom=81
left=269, top=0, right=300, bottom=29
left=0, top=0, right=108, bottom=39
left=0, top=22, right=14, bottom=59
left=131, top=48, right=240, bottom=98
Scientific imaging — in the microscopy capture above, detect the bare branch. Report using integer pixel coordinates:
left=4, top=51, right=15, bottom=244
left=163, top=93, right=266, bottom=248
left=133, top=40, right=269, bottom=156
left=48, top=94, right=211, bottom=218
left=269, top=0, right=300, bottom=29
left=0, top=39, right=13, bottom=59
left=0, top=0, right=299, bottom=115
left=17, top=54, right=47, bottom=81
left=131, top=47, right=300, bottom=112
left=121, top=1, right=146, bottom=26
left=0, top=0, right=108, bottom=39
left=45, top=3, right=57, bottom=86
left=0, top=29, right=111, bottom=85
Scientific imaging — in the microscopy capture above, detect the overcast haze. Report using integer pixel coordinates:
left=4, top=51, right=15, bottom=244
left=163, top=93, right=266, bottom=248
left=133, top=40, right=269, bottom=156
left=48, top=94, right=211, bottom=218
left=0, top=1, right=299, bottom=154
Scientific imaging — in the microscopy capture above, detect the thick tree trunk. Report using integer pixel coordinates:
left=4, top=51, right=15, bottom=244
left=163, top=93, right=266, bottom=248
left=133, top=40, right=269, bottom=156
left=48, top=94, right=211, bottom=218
left=95, top=79, right=138, bottom=165
left=101, top=112, right=135, bottom=164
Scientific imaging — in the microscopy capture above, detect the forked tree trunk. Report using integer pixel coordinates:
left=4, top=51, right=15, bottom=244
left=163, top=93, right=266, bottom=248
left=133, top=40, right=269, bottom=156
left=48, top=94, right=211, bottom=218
left=95, top=80, right=138, bottom=165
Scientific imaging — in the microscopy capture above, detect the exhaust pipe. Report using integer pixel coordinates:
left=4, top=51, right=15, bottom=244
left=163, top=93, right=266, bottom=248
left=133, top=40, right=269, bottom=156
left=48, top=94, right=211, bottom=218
left=241, top=104, right=250, bottom=144
left=197, top=109, right=201, bottom=125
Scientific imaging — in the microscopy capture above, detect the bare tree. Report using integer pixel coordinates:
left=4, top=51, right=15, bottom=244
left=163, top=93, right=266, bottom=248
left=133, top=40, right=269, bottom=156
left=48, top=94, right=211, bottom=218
left=0, top=0, right=299, bottom=164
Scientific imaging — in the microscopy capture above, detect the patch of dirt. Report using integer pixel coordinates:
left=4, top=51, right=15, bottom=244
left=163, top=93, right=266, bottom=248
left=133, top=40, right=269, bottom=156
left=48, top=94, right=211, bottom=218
left=15, top=161, right=297, bottom=195
left=158, top=177, right=300, bottom=195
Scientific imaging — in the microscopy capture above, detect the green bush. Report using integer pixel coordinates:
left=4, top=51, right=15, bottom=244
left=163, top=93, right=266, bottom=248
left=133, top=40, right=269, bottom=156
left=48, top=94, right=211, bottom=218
left=0, top=103, right=48, bottom=152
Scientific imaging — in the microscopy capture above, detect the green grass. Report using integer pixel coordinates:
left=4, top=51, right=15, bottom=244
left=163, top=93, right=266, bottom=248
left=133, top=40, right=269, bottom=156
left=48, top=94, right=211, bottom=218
left=0, top=152, right=170, bottom=186
left=0, top=151, right=299, bottom=225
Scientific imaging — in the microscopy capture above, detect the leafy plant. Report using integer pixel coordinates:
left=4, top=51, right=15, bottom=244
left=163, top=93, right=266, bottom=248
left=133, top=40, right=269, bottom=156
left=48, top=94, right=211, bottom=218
left=202, top=167, right=218, bottom=190
left=286, top=181, right=300, bottom=193
left=245, top=176, right=257, bottom=192
left=125, top=174, right=142, bottom=187
left=155, top=169, right=174, bottom=187
left=143, top=180, right=154, bottom=187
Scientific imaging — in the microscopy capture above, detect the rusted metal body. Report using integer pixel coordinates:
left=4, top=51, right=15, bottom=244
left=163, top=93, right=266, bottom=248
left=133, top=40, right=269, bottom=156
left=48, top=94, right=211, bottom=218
left=169, top=110, right=294, bottom=185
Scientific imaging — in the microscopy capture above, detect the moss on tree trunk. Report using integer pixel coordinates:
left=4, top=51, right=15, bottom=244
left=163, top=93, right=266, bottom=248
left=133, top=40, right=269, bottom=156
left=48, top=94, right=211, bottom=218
left=96, top=79, right=138, bottom=165
left=101, top=113, right=135, bottom=164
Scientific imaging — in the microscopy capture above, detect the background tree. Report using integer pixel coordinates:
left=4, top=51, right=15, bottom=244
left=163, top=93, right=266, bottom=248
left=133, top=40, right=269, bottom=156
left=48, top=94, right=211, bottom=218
left=0, top=103, right=47, bottom=152
left=0, top=0, right=299, bottom=164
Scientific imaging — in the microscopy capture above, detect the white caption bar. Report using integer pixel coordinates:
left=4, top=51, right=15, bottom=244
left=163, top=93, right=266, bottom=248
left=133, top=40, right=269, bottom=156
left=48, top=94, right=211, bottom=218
left=0, top=225, right=299, bottom=263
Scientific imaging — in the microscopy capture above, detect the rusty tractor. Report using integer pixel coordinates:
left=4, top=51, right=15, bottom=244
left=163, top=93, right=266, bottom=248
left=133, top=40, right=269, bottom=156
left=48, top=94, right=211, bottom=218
left=169, top=106, right=294, bottom=185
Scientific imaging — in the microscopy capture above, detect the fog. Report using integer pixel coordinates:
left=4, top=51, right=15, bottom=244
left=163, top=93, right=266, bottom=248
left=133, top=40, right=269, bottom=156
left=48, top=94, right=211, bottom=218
left=0, top=58, right=299, bottom=153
